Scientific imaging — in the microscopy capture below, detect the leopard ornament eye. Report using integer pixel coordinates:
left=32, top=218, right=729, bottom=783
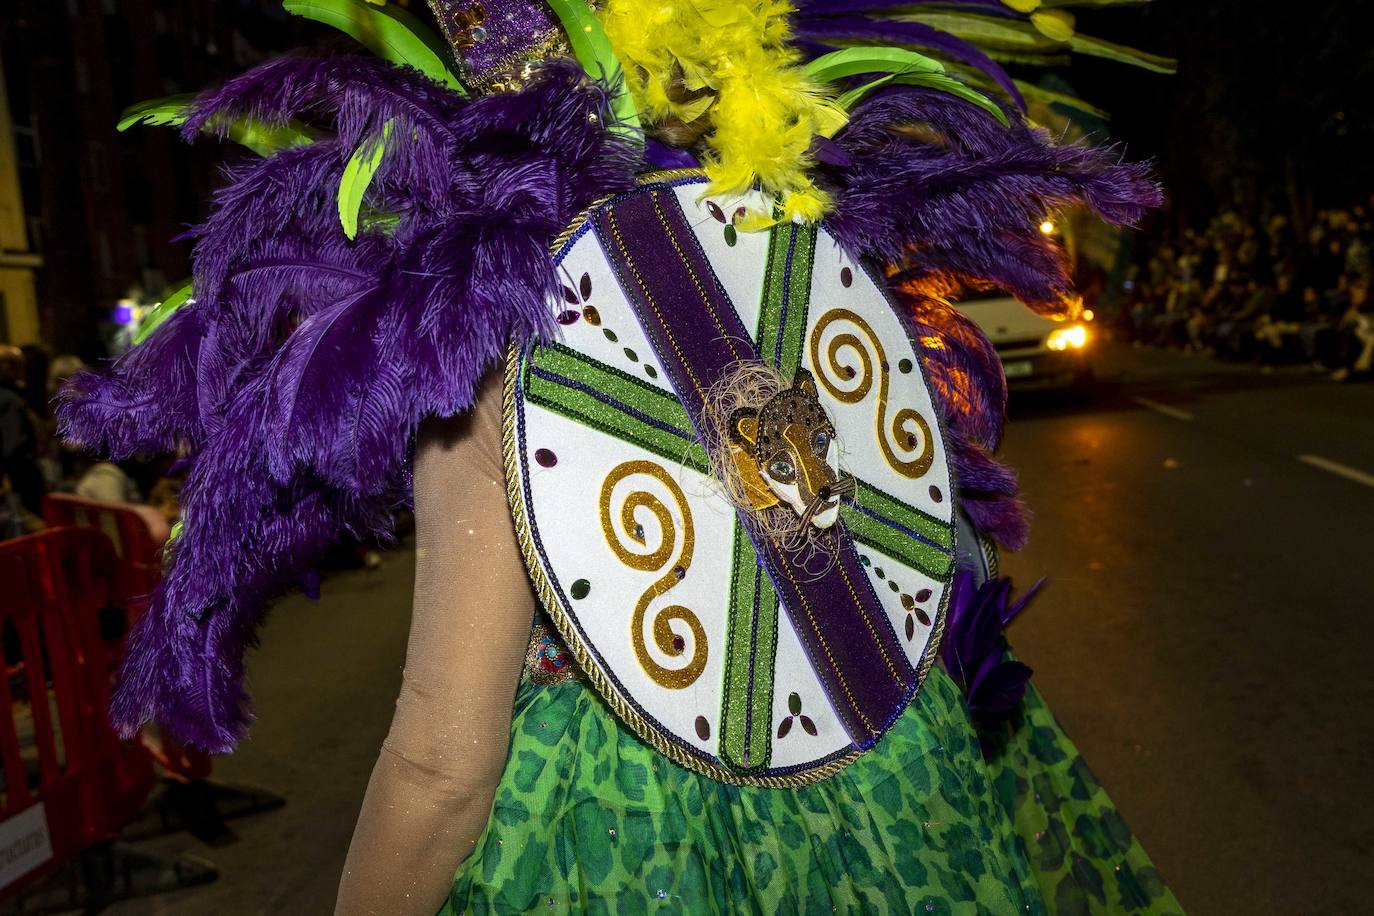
left=768, top=457, right=797, bottom=482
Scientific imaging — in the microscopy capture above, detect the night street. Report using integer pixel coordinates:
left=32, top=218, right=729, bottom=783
left=95, top=343, right=1374, bottom=916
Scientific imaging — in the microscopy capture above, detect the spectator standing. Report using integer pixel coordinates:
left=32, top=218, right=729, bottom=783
left=1, top=345, right=45, bottom=537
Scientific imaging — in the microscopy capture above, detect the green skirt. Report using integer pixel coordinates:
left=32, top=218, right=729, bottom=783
left=441, top=667, right=1181, bottom=915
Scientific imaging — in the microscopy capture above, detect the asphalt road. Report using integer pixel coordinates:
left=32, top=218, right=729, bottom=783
left=99, top=343, right=1373, bottom=915
left=998, top=343, right=1374, bottom=916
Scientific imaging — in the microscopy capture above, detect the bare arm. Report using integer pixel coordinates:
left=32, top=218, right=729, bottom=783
left=335, top=375, right=536, bottom=915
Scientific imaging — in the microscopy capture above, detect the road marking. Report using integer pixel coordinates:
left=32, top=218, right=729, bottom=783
left=1298, top=454, right=1374, bottom=489
left=1132, top=397, right=1194, bottom=422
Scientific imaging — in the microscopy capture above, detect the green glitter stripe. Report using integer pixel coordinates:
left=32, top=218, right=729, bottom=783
left=840, top=504, right=955, bottom=583
left=522, top=346, right=709, bottom=474
left=781, top=224, right=817, bottom=378
left=850, top=480, right=956, bottom=550
left=533, top=343, right=693, bottom=432
left=718, top=524, right=779, bottom=773
left=756, top=224, right=817, bottom=377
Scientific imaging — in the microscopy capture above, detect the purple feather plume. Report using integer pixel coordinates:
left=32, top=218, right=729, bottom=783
left=939, top=570, right=1042, bottom=724
left=826, top=86, right=1162, bottom=315
left=892, top=286, right=1028, bottom=548
left=824, top=87, right=1157, bottom=546
left=58, top=56, right=638, bottom=751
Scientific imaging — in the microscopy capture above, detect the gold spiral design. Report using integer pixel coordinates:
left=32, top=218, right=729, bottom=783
left=599, top=460, right=707, bottom=689
left=809, top=308, right=935, bottom=480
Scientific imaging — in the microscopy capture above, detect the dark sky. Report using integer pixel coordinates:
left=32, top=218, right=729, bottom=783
left=1062, top=0, right=1374, bottom=226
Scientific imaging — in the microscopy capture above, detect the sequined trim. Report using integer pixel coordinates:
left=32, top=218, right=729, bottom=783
left=524, top=621, right=582, bottom=686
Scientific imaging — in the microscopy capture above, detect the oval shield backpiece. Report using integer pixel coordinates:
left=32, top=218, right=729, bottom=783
left=504, top=173, right=957, bottom=787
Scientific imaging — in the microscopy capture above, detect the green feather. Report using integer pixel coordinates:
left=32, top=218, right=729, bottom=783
left=807, top=47, right=1005, bottom=126
left=283, top=0, right=466, bottom=93
left=894, top=10, right=1174, bottom=73
left=546, top=0, right=640, bottom=136
left=1068, top=33, right=1177, bottom=74
left=118, top=95, right=317, bottom=156
left=117, top=94, right=198, bottom=131
left=338, top=121, right=393, bottom=240
left=1013, top=79, right=1110, bottom=120
left=837, top=72, right=1008, bottom=126
left=134, top=279, right=193, bottom=346
left=804, top=46, right=946, bottom=83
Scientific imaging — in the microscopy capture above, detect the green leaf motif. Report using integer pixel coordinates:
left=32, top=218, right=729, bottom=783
left=338, top=121, right=393, bottom=240
left=283, top=0, right=466, bottom=93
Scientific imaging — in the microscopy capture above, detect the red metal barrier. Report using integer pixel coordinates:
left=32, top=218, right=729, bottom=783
left=0, top=528, right=157, bottom=899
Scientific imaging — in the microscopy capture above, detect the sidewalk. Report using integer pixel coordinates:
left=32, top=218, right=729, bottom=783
left=103, top=546, right=416, bottom=915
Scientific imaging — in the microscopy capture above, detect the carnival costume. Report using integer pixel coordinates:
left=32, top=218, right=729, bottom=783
left=60, top=0, right=1182, bottom=912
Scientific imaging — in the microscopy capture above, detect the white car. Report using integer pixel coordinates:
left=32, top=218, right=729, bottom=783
left=954, top=290, right=1093, bottom=390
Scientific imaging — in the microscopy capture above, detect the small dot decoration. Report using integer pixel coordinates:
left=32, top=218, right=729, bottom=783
left=898, top=358, right=913, bottom=374
left=582, top=305, right=601, bottom=325
left=644, top=365, right=658, bottom=379
left=603, top=328, right=618, bottom=343
left=706, top=200, right=743, bottom=247
left=556, top=310, right=580, bottom=325
left=860, top=553, right=934, bottom=639
left=534, top=448, right=557, bottom=468
left=840, top=267, right=853, bottom=288
left=694, top=716, right=710, bottom=741
left=560, top=271, right=592, bottom=305
left=777, top=691, right=817, bottom=738
left=929, top=485, right=943, bottom=503
left=570, top=579, right=591, bottom=600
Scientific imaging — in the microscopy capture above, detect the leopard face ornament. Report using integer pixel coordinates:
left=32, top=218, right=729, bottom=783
left=729, top=369, right=849, bottom=530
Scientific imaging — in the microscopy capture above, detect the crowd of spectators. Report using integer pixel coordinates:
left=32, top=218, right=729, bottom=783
left=1123, top=197, right=1374, bottom=381
left=1, top=343, right=182, bottom=542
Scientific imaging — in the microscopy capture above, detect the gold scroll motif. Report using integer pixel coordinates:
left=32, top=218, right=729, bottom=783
left=599, top=461, right=707, bottom=688
left=808, top=309, right=935, bottom=479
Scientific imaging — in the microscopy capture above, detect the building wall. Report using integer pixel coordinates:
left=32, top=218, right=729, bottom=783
left=1, top=0, right=308, bottom=356
left=0, top=47, right=39, bottom=345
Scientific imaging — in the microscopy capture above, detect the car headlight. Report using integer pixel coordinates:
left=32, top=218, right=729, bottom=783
left=1046, top=324, right=1088, bottom=351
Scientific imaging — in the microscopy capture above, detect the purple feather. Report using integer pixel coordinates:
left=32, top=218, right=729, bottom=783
left=940, top=570, right=1042, bottom=724
left=826, top=86, right=1162, bottom=315
left=61, top=57, right=638, bottom=751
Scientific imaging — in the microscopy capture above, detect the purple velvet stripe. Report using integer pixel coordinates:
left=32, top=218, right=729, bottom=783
left=428, top=0, right=558, bottom=79
left=593, top=188, right=914, bottom=745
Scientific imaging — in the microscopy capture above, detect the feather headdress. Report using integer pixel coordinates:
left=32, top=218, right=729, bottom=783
left=60, top=0, right=1160, bottom=749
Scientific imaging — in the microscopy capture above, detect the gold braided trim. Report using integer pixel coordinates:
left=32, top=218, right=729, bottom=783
left=500, top=179, right=952, bottom=788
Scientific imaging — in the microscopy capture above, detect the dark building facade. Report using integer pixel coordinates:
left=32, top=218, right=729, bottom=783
left=2, top=1, right=310, bottom=356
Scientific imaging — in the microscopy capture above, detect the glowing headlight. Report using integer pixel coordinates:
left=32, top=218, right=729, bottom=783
left=1046, top=324, right=1088, bottom=351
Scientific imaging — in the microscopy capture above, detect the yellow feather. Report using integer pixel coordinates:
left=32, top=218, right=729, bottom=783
left=599, top=0, right=847, bottom=223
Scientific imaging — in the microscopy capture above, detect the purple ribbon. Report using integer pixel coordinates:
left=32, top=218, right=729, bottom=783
left=594, top=187, right=915, bottom=745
